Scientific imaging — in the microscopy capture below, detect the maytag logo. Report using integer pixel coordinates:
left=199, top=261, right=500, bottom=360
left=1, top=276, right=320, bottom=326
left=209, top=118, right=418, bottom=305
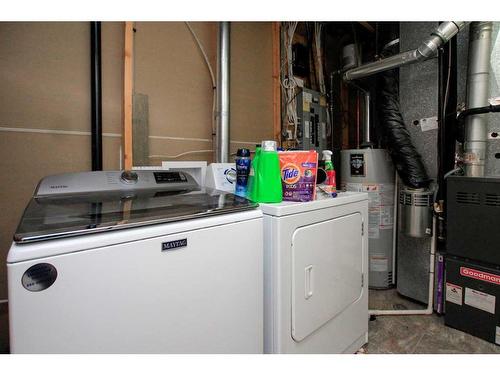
left=162, top=239, right=188, bottom=251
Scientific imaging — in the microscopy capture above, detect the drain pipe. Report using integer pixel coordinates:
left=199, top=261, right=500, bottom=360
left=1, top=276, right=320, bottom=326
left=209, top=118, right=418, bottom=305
left=369, top=215, right=436, bottom=316
left=464, top=22, right=493, bottom=177
left=90, top=21, right=103, bottom=171
left=216, top=22, right=230, bottom=163
left=344, top=22, right=467, bottom=81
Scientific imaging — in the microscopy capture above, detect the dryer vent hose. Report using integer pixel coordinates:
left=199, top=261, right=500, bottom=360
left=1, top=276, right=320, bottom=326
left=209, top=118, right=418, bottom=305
left=377, top=48, right=431, bottom=189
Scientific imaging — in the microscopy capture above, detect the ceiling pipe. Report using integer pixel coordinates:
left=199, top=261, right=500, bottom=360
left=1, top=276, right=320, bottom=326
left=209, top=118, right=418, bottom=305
left=464, top=21, right=493, bottom=177
left=90, top=21, right=103, bottom=171
left=344, top=21, right=468, bottom=81
left=216, top=22, right=230, bottom=163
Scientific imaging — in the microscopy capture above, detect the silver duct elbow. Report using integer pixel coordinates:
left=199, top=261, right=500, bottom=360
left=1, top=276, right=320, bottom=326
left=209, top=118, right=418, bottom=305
left=344, top=21, right=468, bottom=81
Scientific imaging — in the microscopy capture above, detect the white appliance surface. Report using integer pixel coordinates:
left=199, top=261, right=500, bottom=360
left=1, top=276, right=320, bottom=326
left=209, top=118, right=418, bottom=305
left=260, top=192, right=369, bottom=353
left=7, top=171, right=263, bottom=354
left=8, top=210, right=263, bottom=353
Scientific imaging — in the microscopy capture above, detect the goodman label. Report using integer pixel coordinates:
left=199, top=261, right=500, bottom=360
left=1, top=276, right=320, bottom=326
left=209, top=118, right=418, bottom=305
left=460, top=267, right=500, bottom=286
left=162, top=238, right=188, bottom=251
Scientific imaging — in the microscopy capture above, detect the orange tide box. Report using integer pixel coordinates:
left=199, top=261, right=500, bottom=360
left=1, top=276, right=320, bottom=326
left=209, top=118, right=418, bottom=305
left=279, top=150, right=318, bottom=202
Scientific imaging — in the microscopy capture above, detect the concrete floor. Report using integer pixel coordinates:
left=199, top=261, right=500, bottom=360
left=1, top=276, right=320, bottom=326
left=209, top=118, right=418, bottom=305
left=363, top=289, right=500, bottom=354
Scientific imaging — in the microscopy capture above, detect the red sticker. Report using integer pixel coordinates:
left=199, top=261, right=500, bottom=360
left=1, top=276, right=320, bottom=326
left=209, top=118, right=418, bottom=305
left=460, top=267, right=500, bottom=286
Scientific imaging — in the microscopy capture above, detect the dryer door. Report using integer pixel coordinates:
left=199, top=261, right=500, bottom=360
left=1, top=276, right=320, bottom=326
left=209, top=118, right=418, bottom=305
left=291, top=212, right=363, bottom=342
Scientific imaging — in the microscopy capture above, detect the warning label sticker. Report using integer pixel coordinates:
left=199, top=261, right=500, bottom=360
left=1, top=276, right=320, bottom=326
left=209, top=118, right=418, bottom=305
left=445, top=282, right=463, bottom=306
left=370, top=256, right=388, bottom=272
left=343, top=182, right=394, bottom=239
left=464, top=287, right=496, bottom=314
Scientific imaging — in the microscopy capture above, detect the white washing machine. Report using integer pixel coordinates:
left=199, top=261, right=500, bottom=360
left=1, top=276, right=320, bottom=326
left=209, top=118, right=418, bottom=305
left=7, top=170, right=263, bottom=353
left=260, top=192, right=369, bottom=353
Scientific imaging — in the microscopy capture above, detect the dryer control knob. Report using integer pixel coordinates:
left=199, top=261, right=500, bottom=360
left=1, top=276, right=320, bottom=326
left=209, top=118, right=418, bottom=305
left=120, top=170, right=138, bottom=184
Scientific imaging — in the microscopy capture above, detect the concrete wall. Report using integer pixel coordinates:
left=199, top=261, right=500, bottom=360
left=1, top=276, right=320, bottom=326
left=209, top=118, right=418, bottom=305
left=0, top=21, right=273, bottom=352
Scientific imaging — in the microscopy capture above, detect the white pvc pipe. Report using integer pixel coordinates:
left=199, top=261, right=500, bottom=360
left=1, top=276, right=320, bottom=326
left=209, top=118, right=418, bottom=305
left=391, top=170, right=398, bottom=285
left=369, top=215, right=436, bottom=316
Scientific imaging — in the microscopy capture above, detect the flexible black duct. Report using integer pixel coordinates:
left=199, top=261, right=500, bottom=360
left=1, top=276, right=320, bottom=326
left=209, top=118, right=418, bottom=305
left=377, top=50, right=431, bottom=189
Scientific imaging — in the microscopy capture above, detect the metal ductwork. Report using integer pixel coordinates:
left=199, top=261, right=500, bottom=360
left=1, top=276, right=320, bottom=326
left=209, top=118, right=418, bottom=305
left=216, top=22, right=231, bottom=163
left=464, top=22, right=493, bottom=177
left=362, top=91, right=372, bottom=146
left=344, top=21, right=468, bottom=81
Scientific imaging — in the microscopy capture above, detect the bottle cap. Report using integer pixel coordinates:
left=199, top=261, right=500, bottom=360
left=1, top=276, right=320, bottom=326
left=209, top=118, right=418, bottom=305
left=236, top=148, right=250, bottom=157
left=322, top=150, right=333, bottom=161
left=261, top=140, right=277, bottom=151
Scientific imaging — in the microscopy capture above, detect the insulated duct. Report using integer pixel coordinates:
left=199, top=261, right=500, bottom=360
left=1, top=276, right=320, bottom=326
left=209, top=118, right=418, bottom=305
left=464, top=22, right=493, bottom=177
left=378, top=44, right=431, bottom=189
left=216, top=22, right=230, bottom=163
left=344, top=21, right=468, bottom=81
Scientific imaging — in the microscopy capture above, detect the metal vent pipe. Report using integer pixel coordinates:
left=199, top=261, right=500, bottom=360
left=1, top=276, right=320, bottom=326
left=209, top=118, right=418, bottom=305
left=344, top=21, right=468, bottom=81
left=464, top=22, right=493, bottom=177
left=362, top=91, right=372, bottom=146
left=216, top=22, right=231, bottom=163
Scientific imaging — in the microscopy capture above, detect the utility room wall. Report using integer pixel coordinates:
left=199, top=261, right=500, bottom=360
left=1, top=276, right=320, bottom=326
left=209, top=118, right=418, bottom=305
left=0, top=21, right=273, bottom=352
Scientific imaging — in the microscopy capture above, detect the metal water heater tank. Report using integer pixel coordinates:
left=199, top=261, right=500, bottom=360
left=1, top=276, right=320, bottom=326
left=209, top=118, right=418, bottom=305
left=341, top=149, right=395, bottom=289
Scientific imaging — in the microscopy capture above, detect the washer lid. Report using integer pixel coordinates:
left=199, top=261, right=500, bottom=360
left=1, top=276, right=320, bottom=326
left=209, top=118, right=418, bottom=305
left=14, top=187, right=257, bottom=243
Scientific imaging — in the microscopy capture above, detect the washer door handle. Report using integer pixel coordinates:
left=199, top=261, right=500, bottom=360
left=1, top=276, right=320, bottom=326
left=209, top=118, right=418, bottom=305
left=305, top=265, right=314, bottom=300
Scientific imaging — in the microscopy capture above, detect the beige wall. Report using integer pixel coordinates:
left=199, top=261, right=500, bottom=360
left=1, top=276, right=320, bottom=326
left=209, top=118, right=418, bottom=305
left=0, top=21, right=273, bottom=352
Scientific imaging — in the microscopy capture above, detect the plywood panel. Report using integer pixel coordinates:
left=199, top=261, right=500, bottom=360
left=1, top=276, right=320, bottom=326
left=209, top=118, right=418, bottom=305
left=231, top=22, right=274, bottom=144
left=102, top=22, right=124, bottom=135
left=134, top=22, right=217, bottom=141
left=0, top=22, right=90, bottom=132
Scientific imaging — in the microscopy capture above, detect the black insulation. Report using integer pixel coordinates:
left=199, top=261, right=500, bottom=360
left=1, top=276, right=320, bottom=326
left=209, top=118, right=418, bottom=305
left=377, top=50, right=431, bottom=189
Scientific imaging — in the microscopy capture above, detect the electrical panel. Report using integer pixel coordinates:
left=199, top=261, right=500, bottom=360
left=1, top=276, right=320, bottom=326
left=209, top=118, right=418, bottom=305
left=296, top=88, right=328, bottom=153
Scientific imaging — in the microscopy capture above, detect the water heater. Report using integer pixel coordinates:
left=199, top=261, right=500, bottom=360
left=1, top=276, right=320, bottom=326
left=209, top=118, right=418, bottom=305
left=341, top=148, right=395, bottom=289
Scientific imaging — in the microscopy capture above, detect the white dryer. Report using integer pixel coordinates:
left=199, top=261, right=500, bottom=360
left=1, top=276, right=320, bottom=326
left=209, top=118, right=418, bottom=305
left=260, top=192, right=369, bottom=353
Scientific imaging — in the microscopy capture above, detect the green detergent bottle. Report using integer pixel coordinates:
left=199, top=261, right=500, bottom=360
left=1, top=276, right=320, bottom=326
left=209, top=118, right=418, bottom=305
left=253, top=140, right=282, bottom=203
left=247, top=145, right=261, bottom=201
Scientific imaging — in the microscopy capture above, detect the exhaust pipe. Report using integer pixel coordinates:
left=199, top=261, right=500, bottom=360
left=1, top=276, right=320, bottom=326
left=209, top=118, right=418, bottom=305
left=464, top=22, right=493, bottom=177
left=216, top=22, right=231, bottom=163
left=344, top=21, right=468, bottom=81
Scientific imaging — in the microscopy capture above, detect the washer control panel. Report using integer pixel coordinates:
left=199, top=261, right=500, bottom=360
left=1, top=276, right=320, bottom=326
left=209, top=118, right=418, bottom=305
left=35, top=170, right=198, bottom=197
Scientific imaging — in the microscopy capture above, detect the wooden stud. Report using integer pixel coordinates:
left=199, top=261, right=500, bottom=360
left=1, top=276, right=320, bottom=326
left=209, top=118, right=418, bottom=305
left=272, top=22, right=281, bottom=145
left=123, top=22, right=134, bottom=170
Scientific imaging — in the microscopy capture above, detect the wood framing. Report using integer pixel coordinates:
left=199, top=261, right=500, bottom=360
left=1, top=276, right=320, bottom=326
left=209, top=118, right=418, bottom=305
left=272, top=22, right=281, bottom=145
left=123, top=22, right=134, bottom=170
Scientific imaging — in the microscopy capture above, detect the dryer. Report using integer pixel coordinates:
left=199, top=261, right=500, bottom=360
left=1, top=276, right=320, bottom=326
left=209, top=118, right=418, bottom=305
left=260, top=192, right=369, bottom=353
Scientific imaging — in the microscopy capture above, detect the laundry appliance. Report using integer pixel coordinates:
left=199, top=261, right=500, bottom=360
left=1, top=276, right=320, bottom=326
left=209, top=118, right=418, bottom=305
left=260, top=192, right=369, bottom=353
left=7, top=170, right=263, bottom=353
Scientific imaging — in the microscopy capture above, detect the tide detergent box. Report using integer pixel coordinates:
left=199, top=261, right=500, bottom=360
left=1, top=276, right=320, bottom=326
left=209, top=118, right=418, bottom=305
left=279, top=151, right=318, bottom=202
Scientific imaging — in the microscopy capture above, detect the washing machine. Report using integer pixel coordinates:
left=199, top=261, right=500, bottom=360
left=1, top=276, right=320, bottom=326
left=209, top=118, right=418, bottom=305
left=260, top=192, right=369, bottom=353
left=7, top=170, right=263, bottom=353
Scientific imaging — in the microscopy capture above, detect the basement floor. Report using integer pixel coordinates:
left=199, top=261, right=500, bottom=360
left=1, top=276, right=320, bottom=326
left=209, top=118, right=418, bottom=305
left=363, top=289, right=500, bottom=354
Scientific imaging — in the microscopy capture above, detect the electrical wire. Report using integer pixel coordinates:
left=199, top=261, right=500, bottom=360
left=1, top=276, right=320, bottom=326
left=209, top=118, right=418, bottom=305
left=184, top=22, right=217, bottom=158
left=149, top=23, right=217, bottom=163
left=149, top=150, right=214, bottom=160
left=280, top=22, right=300, bottom=144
